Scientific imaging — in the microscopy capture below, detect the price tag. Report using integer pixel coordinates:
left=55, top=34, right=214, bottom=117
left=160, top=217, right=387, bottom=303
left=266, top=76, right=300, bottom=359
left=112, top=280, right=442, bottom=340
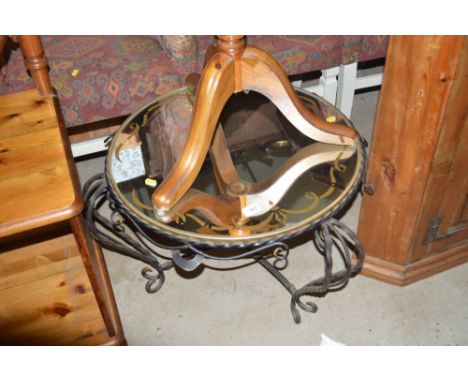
left=242, top=203, right=262, bottom=216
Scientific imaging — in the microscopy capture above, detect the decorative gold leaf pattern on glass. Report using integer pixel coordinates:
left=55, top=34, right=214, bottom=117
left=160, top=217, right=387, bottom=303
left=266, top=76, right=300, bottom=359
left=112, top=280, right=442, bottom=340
left=131, top=189, right=153, bottom=211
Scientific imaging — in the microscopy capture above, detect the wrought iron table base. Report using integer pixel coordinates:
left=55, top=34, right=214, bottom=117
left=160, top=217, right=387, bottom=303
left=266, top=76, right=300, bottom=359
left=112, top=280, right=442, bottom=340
left=84, top=173, right=364, bottom=324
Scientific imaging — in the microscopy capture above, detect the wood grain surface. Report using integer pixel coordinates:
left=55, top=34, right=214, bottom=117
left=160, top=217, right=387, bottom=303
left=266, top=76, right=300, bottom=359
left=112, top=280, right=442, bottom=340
left=358, top=35, right=467, bottom=285
left=0, top=233, right=111, bottom=345
left=0, top=89, right=82, bottom=237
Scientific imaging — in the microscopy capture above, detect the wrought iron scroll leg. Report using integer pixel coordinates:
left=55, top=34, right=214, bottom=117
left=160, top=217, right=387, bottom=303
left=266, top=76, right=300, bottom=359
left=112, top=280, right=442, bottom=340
left=84, top=174, right=175, bottom=294
left=255, top=257, right=314, bottom=324
left=255, top=218, right=365, bottom=324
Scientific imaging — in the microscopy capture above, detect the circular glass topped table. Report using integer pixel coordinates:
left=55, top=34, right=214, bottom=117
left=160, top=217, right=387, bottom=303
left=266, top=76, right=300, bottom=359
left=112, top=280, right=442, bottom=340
left=84, top=87, right=366, bottom=323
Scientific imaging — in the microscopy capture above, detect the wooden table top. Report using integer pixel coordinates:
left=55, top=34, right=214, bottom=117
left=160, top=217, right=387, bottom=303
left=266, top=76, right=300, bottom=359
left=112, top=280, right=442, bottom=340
left=0, top=89, right=82, bottom=238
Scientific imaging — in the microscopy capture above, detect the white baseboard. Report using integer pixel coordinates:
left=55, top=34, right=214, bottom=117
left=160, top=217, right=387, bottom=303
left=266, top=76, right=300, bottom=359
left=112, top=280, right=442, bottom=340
left=71, top=136, right=108, bottom=158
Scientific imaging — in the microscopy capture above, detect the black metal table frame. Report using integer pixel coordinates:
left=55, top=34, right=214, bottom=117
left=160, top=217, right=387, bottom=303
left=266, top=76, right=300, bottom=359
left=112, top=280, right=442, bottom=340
left=84, top=135, right=367, bottom=324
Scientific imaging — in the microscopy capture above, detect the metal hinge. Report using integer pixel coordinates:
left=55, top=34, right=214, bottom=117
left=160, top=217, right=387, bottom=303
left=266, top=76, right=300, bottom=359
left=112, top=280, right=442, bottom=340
left=423, top=213, right=443, bottom=245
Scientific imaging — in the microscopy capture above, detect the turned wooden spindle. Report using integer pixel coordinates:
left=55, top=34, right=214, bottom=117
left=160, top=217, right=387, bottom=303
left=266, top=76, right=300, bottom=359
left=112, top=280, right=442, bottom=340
left=216, top=35, right=246, bottom=92
left=18, top=35, right=53, bottom=95
left=216, top=35, right=246, bottom=56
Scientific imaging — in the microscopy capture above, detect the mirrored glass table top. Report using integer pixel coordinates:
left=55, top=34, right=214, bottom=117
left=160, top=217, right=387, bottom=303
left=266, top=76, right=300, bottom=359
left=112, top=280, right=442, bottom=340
left=106, top=87, right=365, bottom=247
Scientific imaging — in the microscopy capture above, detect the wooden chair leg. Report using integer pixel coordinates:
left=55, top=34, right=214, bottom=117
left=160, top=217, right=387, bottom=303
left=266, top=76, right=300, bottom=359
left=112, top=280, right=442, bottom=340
left=151, top=52, right=236, bottom=212
left=241, top=47, right=355, bottom=146
left=17, top=35, right=53, bottom=96
left=210, top=126, right=242, bottom=194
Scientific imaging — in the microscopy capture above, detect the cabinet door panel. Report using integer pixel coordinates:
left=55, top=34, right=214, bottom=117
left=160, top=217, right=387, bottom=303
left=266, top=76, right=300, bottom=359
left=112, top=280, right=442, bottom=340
left=416, top=39, right=468, bottom=259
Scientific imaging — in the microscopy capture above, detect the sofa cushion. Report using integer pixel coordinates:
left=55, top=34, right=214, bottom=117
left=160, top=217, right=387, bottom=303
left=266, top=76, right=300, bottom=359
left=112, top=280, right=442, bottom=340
left=195, top=36, right=387, bottom=76
left=189, top=36, right=352, bottom=76
left=1, top=36, right=181, bottom=127
left=248, top=35, right=348, bottom=75
left=1, top=35, right=389, bottom=129
left=357, top=35, right=389, bottom=62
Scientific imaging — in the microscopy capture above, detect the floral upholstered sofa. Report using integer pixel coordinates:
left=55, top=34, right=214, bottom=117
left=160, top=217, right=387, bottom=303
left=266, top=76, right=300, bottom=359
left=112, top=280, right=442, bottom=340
left=0, top=35, right=388, bottom=155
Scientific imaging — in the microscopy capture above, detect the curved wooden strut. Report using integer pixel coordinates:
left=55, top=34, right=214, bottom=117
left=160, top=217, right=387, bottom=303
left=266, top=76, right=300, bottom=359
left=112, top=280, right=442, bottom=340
left=152, top=35, right=358, bottom=232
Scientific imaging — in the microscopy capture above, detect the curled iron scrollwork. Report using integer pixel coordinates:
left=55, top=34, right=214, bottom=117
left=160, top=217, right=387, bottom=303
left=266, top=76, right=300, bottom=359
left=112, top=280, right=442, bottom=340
left=272, top=245, right=289, bottom=270
left=288, top=218, right=365, bottom=323
left=141, top=267, right=165, bottom=294
left=84, top=174, right=175, bottom=293
left=84, top=174, right=364, bottom=324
